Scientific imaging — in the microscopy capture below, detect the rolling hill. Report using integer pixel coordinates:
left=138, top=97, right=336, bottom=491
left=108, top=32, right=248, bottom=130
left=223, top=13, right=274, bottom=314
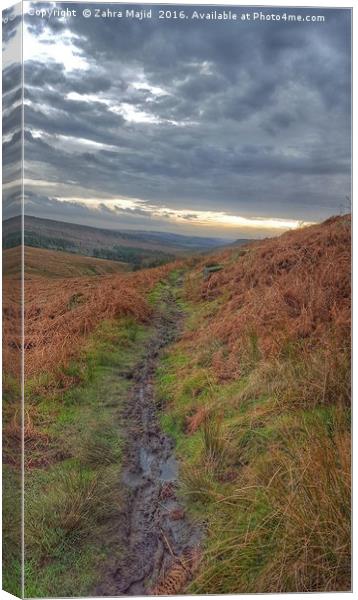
left=3, top=246, right=129, bottom=279
left=4, top=216, right=350, bottom=596
left=3, top=216, right=240, bottom=270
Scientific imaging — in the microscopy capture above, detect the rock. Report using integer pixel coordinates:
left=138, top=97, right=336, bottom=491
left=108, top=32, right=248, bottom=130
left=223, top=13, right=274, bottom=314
left=203, top=264, right=223, bottom=279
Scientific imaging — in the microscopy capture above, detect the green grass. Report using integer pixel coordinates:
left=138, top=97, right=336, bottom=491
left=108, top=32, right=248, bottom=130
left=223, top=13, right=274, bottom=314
left=21, top=316, right=152, bottom=598
left=3, top=373, right=23, bottom=597
left=3, top=465, right=22, bottom=597
left=24, top=546, right=99, bottom=598
left=155, top=281, right=351, bottom=593
left=148, top=279, right=168, bottom=306
left=148, top=268, right=189, bottom=314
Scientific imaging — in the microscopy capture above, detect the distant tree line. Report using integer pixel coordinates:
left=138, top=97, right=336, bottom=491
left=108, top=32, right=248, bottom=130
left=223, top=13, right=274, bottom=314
left=4, top=231, right=176, bottom=270
left=93, top=245, right=174, bottom=269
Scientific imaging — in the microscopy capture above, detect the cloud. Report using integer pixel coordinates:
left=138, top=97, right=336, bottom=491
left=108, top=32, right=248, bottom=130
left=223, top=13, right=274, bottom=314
left=24, top=191, right=315, bottom=240
left=3, top=7, right=22, bottom=219
left=2, top=5, right=22, bottom=47
left=12, top=3, right=352, bottom=236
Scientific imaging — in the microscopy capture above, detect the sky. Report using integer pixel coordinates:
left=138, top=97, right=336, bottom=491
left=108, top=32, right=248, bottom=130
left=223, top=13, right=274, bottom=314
left=3, top=2, right=352, bottom=239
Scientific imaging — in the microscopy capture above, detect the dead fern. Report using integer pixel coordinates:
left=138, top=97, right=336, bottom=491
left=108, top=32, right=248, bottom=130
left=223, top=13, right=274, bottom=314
left=151, top=548, right=201, bottom=595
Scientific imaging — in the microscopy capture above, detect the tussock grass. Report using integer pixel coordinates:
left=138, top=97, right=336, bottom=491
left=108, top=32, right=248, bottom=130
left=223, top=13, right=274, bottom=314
left=80, top=421, right=122, bottom=467
left=2, top=466, right=22, bottom=597
left=256, top=429, right=351, bottom=592
left=235, top=344, right=350, bottom=412
left=188, top=421, right=350, bottom=594
left=182, top=464, right=222, bottom=505
left=157, top=216, right=351, bottom=593
left=25, top=466, right=118, bottom=556
left=202, top=414, right=227, bottom=467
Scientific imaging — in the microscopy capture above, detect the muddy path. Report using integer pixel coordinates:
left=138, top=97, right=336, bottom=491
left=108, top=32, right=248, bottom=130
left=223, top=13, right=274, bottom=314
left=95, top=282, right=201, bottom=596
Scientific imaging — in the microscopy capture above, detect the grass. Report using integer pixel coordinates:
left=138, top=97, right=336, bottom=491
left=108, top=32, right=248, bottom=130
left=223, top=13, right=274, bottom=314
left=80, top=421, right=122, bottom=467
left=155, top=219, right=351, bottom=593
left=20, top=316, right=152, bottom=597
left=26, top=466, right=116, bottom=554
left=186, top=420, right=350, bottom=594
left=158, top=342, right=351, bottom=593
left=3, top=217, right=351, bottom=595
left=2, top=465, right=22, bottom=597
left=4, top=264, right=178, bottom=597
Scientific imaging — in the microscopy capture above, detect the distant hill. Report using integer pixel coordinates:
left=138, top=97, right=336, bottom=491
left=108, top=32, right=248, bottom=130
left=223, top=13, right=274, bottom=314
left=3, top=216, right=238, bottom=270
left=3, top=246, right=128, bottom=279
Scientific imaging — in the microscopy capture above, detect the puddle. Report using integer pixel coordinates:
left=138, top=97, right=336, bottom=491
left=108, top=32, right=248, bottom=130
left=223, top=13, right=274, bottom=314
left=159, top=454, right=178, bottom=481
left=139, top=447, right=156, bottom=476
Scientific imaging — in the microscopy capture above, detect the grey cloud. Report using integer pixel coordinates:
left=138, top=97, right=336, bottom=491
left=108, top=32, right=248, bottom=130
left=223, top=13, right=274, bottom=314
left=20, top=4, right=351, bottom=234
left=24, top=192, right=173, bottom=232
left=3, top=189, right=22, bottom=220
left=2, top=5, right=22, bottom=45
left=3, top=12, right=22, bottom=219
left=26, top=60, right=114, bottom=94
left=3, top=64, right=21, bottom=94
left=181, top=214, right=199, bottom=221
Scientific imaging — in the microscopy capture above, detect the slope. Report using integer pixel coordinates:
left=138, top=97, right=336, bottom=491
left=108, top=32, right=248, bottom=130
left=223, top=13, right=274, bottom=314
left=3, top=246, right=129, bottom=279
left=157, top=215, right=351, bottom=593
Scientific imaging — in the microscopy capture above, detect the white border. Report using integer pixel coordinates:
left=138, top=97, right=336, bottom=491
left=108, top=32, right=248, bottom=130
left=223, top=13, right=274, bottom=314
left=0, top=1, right=354, bottom=600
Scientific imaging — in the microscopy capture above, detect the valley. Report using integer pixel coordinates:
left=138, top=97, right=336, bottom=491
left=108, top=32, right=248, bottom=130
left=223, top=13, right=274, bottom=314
left=3, top=215, right=351, bottom=595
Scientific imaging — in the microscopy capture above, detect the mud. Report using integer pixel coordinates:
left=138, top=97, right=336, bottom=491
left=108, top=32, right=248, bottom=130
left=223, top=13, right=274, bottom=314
left=95, top=285, right=201, bottom=596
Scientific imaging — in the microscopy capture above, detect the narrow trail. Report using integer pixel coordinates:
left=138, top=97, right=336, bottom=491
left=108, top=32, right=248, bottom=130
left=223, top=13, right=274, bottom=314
left=95, top=282, right=201, bottom=596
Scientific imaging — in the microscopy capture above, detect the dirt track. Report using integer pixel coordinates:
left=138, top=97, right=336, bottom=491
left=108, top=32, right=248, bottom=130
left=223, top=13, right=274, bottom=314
left=95, top=284, right=200, bottom=596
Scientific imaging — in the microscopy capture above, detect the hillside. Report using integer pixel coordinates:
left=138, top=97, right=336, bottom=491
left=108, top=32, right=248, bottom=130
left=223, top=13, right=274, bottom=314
left=3, top=216, right=351, bottom=596
left=3, top=246, right=129, bottom=279
left=157, top=214, right=351, bottom=593
left=3, top=216, right=235, bottom=270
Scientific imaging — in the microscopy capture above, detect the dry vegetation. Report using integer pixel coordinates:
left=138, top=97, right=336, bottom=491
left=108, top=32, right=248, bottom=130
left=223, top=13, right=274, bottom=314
left=26, top=264, right=175, bottom=378
left=185, top=215, right=350, bottom=383
left=4, top=262, right=176, bottom=381
left=23, top=246, right=129, bottom=278
left=158, top=215, right=351, bottom=593
left=3, top=246, right=129, bottom=280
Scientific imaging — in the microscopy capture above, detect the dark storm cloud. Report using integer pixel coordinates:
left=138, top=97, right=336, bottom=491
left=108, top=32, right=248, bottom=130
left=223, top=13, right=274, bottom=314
left=24, top=191, right=179, bottom=231
left=24, top=96, right=126, bottom=147
left=2, top=5, right=22, bottom=45
left=21, top=3, right=351, bottom=232
left=3, top=7, right=22, bottom=220
left=3, top=63, right=21, bottom=94
left=25, top=60, right=114, bottom=94
left=2, top=131, right=22, bottom=169
left=26, top=191, right=95, bottom=217
left=3, top=188, right=22, bottom=220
